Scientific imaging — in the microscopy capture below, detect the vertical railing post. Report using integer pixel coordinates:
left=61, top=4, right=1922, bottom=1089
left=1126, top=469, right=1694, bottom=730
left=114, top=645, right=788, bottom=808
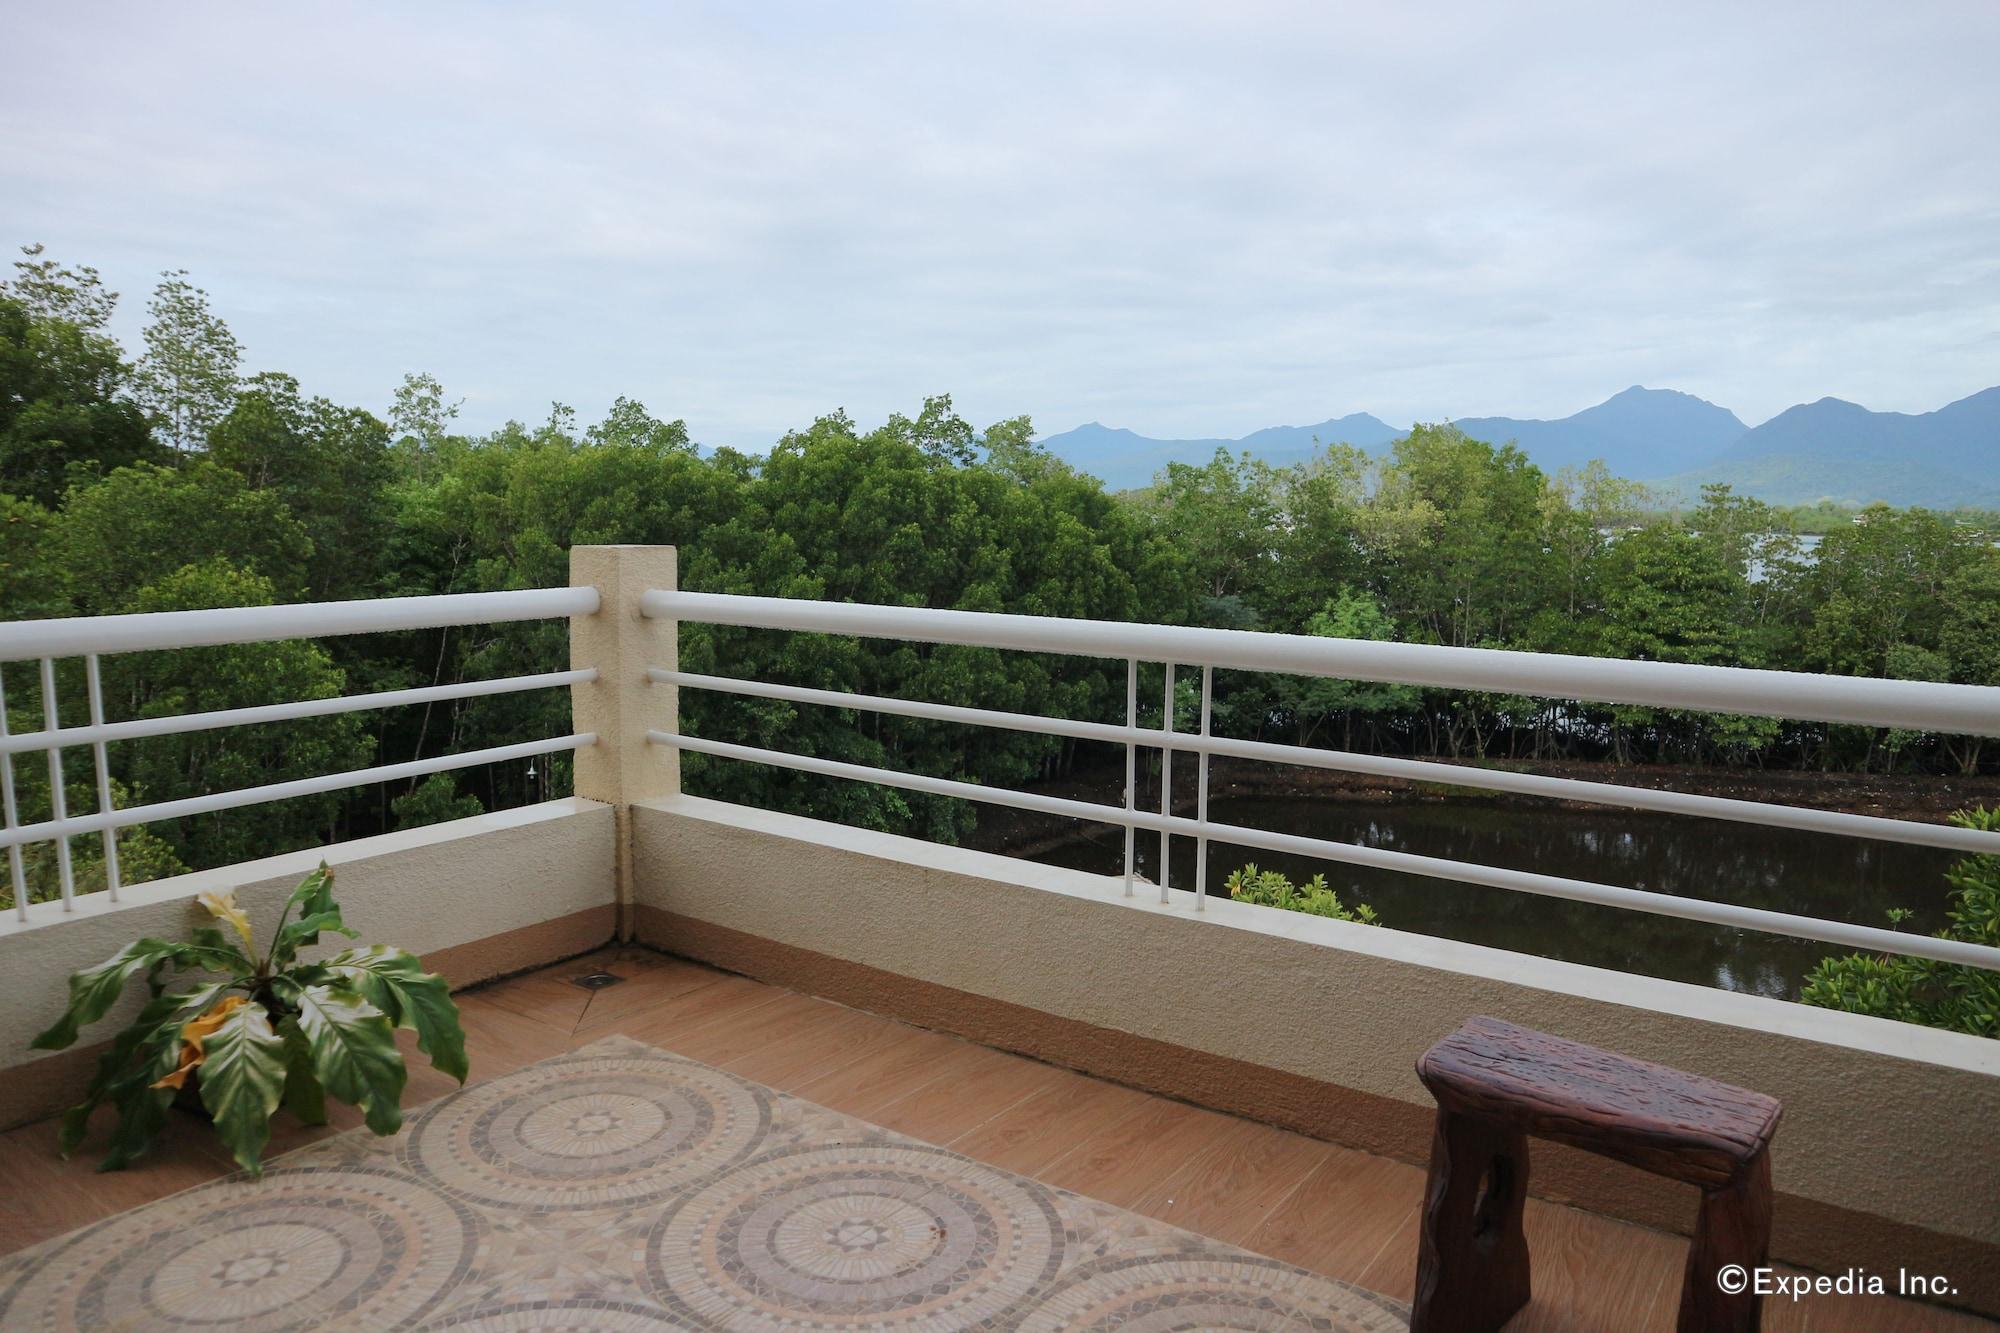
left=1122, top=658, right=1137, bottom=898
left=0, top=671, right=26, bottom=920
left=39, top=659, right=74, bottom=911
left=85, top=654, right=120, bottom=901
left=1195, top=664, right=1212, bottom=912
left=1159, top=662, right=1174, bottom=905
left=569, top=545, right=679, bottom=942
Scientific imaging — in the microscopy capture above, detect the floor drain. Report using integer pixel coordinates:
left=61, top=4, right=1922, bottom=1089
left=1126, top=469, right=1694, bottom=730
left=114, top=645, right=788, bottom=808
left=571, top=971, right=626, bottom=990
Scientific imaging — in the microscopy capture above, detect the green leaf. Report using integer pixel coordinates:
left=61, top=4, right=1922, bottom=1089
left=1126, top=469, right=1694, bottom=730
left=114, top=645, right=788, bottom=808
left=285, top=863, right=337, bottom=919
left=96, top=1018, right=194, bottom=1172
left=198, top=1002, right=287, bottom=1174
left=293, top=983, right=405, bottom=1136
left=97, top=1082, right=174, bottom=1172
left=187, top=925, right=257, bottom=974
left=171, top=943, right=257, bottom=976
left=33, top=939, right=192, bottom=1051
left=55, top=983, right=225, bottom=1158
left=279, top=1016, right=327, bottom=1127
left=269, top=864, right=353, bottom=966
left=273, top=909, right=358, bottom=966
left=322, top=946, right=468, bottom=1084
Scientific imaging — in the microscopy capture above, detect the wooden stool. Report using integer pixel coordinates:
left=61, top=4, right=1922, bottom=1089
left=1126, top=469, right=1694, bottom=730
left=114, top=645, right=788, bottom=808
left=1411, top=1016, right=1781, bottom=1333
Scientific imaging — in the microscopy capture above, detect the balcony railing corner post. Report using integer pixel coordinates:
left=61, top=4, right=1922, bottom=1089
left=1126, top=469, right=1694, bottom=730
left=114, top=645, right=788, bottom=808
left=569, top=544, right=680, bottom=941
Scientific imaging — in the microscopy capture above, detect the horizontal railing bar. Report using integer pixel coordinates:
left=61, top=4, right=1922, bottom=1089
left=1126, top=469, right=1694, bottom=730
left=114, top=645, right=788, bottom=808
left=643, top=590, right=2000, bottom=737
left=652, top=668, right=1121, bottom=741
left=1, top=669, right=599, bottom=756
left=0, top=734, right=594, bottom=850
left=649, top=728, right=2000, bottom=972
left=655, top=669, right=2000, bottom=856
left=0, top=587, right=601, bottom=663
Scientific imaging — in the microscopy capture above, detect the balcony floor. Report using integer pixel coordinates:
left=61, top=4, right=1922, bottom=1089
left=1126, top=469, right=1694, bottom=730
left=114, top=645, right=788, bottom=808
left=1, top=946, right=1990, bottom=1331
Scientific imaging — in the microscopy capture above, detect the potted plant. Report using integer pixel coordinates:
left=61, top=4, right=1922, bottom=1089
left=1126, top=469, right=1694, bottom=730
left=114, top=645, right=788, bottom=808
left=30, top=862, right=467, bottom=1175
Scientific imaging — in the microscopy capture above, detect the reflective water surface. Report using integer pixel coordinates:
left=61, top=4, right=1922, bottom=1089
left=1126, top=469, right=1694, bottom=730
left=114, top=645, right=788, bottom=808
left=1022, top=796, right=1959, bottom=997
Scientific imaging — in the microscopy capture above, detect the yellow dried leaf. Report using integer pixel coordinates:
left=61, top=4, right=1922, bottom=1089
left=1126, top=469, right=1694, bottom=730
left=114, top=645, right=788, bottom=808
left=152, top=995, right=250, bottom=1091
left=197, top=890, right=256, bottom=953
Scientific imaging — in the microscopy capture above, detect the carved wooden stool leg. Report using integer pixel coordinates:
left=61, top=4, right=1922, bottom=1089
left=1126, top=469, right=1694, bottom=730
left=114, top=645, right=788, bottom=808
left=1411, top=1108, right=1532, bottom=1333
left=1677, top=1146, right=1772, bottom=1333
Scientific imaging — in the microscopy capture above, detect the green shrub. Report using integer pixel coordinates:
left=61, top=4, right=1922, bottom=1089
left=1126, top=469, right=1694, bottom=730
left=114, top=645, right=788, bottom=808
left=1223, top=863, right=1379, bottom=924
left=1799, top=807, right=2000, bottom=1037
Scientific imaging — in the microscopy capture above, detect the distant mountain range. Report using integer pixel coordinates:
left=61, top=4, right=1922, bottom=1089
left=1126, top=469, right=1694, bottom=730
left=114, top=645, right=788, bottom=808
left=1036, top=385, right=2000, bottom=508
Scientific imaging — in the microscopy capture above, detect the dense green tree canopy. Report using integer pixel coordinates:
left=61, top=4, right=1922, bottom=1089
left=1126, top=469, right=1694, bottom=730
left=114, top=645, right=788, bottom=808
left=3, top=243, right=1996, bottom=911
left=0, top=248, right=159, bottom=504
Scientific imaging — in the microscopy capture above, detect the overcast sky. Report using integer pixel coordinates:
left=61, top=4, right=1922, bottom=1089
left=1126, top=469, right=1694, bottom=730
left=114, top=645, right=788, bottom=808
left=4, top=2, right=1996, bottom=447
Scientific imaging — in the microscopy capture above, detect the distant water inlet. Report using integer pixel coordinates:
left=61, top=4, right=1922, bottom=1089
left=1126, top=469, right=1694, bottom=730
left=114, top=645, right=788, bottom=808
left=1023, top=796, right=1959, bottom=999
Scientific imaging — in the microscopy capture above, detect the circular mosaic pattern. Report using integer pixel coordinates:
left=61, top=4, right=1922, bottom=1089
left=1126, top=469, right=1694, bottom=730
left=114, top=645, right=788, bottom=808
left=1015, top=1252, right=1411, bottom=1331
left=0, top=1167, right=475, bottom=1331
left=642, top=1141, right=1065, bottom=1328
left=419, top=1297, right=695, bottom=1329
left=404, top=1051, right=768, bottom=1210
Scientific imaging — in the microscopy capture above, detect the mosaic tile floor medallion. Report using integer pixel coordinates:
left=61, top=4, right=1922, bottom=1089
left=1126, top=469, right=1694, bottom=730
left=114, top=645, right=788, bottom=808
left=0, top=1035, right=1410, bottom=1330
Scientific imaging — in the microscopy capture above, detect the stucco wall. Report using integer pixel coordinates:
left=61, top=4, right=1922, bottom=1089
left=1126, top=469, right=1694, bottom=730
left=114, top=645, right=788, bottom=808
left=632, top=794, right=2000, bottom=1299
left=1, top=798, right=617, bottom=1110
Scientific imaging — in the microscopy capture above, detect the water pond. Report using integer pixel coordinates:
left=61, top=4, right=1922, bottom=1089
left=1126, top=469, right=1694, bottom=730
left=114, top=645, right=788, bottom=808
left=1022, top=794, right=1958, bottom=998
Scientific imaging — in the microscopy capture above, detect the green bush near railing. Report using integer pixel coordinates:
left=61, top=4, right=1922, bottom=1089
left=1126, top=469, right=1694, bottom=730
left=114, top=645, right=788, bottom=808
left=1800, top=807, right=2000, bottom=1038
left=1223, top=863, right=1380, bottom=925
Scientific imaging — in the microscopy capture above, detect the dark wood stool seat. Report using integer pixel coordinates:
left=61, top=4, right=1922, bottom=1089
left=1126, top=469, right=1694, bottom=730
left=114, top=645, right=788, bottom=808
left=1411, top=1016, right=1781, bottom=1333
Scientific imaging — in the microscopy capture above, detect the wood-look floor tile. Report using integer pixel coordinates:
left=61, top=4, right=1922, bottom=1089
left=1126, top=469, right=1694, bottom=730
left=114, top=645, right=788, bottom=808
left=570, top=958, right=729, bottom=1036
left=452, top=992, right=578, bottom=1068
left=865, top=1044, right=1068, bottom=1147
left=789, top=1027, right=988, bottom=1122
left=1035, top=1094, right=1239, bottom=1210
left=1248, top=1146, right=1425, bottom=1286
left=1500, top=1199, right=1683, bottom=1332
left=603, top=972, right=785, bottom=1049
left=1126, top=1117, right=1339, bottom=1247
left=720, top=1003, right=919, bottom=1092
left=0, top=1114, right=235, bottom=1254
left=947, top=1067, right=1152, bottom=1176
left=461, top=966, right=594, bottom=1037
left=1789, top=1278, right=1998, bottom=1333
left=647, top=989, right=851, bottom=1068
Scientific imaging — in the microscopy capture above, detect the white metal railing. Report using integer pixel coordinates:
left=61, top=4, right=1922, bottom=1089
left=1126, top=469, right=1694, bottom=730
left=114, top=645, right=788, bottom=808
left=0, top=587, right=600, bottom=920
left=642, top=589, right=2000, bottom=973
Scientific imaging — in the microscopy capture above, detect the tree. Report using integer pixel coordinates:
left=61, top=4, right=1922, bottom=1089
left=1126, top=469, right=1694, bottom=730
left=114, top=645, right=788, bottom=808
left=978, top=415, right=1064, bottom=485
left=134, top=270, right=240, bottom=454
left=1595, top=524, right=1745, bottom=667
left=103, top=560, right=372, bottom=869
left=1936, top=550, right=2000, bottom=773
left=1686, top=482, right=1805, bottom=666
left=0, top=248, right=158, bottom=504
left=209, top=372, right=394, bottom=598
left=392, top=774, right=484, bottom=829
left=58, top=461, right=312, bottom=612
left=1797, top=505, right=1963, bottom=678
left=11, top=784, right=186, bottom=910
left=1264, top=443, right=1368, bottom=631
left=1369, top=424, right=1551, bottom=650
left=388, top=371, right=463, bottom=480
left=1539, top=460, right=1645, bottom=626
left=1593, top=522, right=1768, bottom=761
left=882, top=393, right=977, bottom=467
left=1137, top=447, right=1280, bottom=612
left=1270, top=591, right=1419, bottom=747
left=4, top=243, right=118, bottom=329
left=1800, top=808, right=2000, bottom=1037
left=0, top=492, right=68, bottom=620
left=586, top=396, right=693, bottom=453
